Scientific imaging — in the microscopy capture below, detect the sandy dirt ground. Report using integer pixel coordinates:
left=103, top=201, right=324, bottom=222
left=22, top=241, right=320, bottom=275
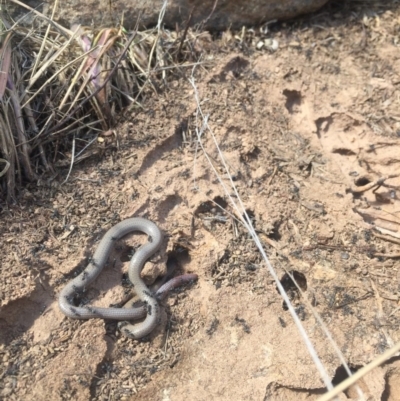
left=1, top=2, right=400, bottom=400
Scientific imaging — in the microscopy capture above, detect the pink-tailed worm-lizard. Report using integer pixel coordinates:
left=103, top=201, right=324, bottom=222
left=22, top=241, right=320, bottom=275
left=58, top=218, right=197, bottom=338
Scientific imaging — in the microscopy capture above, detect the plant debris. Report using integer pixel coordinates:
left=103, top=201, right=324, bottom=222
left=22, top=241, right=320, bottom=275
left=0, top=4, right=211, bottom=201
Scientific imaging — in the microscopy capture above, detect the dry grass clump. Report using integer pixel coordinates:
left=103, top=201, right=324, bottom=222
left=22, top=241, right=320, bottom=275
left=0, top=4, right=210, bottom=202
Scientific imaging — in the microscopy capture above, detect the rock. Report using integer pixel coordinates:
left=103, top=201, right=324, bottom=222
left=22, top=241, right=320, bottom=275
left=12, top=0, right=329, bottom=31
left=312, top=263, right=337, bottom=281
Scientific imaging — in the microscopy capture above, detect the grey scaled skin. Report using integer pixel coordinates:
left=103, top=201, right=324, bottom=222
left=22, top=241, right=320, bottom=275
left=58, top=217, right=198, bottom=339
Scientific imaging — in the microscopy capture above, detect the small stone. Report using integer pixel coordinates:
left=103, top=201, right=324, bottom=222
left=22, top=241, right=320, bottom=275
left=1, top=387, right=13, bottom=397
left=265, top=38, right=279, bottom=51
left=313, top=264, right=337, bottom=281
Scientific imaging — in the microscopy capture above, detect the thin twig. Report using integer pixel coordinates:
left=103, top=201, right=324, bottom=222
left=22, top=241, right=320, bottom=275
left=0, top=158, right=10, bottom=177
left=9, top=0, right=73, bottom=37
left=316, top=341, right=400, bottom=401
left=74, top=135, right=98, bottom=159
left=283, top=270, right=365, bottom=400
left=189, top=76, right=335, bottom=391
left=44, top=25, right=140, bottom=138
left=373, top=232, right=400, bottom=246
left=30, top=0, right=60, bottom=79
left=62, top=136, right=75, bottom=184
left=373, top=252, right=400, bottom=259
left=177, top=7, right=194, bottom=59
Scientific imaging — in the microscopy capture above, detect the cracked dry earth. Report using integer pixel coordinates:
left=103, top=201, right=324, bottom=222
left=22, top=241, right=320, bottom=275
left=1, top=4, right=400, bottom=401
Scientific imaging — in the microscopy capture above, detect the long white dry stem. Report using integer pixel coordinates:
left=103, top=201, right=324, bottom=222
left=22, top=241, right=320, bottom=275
left=187, top=76, right=400, bottom=401
left=189, top=76, right=336, bottom=391
left=317, top=340, right=400, bottom=401
left=283, top=270, right=364, bottom=399
left=62, top=136, right=75, bottom=184
left=147, top=0, right=168, bottom=74
left=30, top=0, right=60, bottom=79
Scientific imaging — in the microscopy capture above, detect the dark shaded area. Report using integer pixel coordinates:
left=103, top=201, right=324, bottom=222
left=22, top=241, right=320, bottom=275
left=332, top=148, right=357, bottom=156
left=209, top=56, right=250, bottom=82
left=278, top=270, right=307, bottom=311
left=354, top=176, right=371, bottom=187
left=283, top=89, right=303, bottom=114
left=267, top=220, right=283, bottom=241
left=235, top=315, right=251, bottom=333
left=381, top=355, right=400, bottom=401
left=0, top=283, right=53, bottom=345
left=315, top=116, right=333, bottom=138
left=263, top=382, right=326, bottom=400
left=206, top=318, right=220, bottom=336
left=280, top=270, right=307, bottom=292
left=195, top=196, right=228, bottom=215
left=331, top=364, right=364, bottom=398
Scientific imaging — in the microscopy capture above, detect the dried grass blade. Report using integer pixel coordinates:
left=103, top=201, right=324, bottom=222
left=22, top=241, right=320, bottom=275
left=0, top=100, right=21, bottom=199
left=127, top=44, right=154, bottom=93
left=30, top=0, right=60, bottom=78
left=147, top=0, right=167, bottom=73
left=0, top=157, right=10, bottom=177
left=9, top=0, right=72, bottom=38
left=0, top=32, right=12, bottom=100
left=87, top=92, right=108, bottom=129
left=45, top=115, right=96, bottom=142
left=93, top=28, right=119, bottom=49
left=27, top=26, right=80, bottom=89
left=7, top=75, right=35, bottom=180
left=88, top=31, right=121, bottom=119
left=80, top=28, right=119, bottom=85
left=21, top=42, right=95, bottom=109
left=59, top=46, right=100, bottom=110
left=63, top=33, right=100, bottom=113
left=65, top=31, right=120, bottom=122
left=45, top=28, right=139, bottom=138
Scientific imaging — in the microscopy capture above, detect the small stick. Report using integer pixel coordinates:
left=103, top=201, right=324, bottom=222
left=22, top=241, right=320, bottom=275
left=348, top=174, right=399, bottom=194
left=199, top=0, right=219, bottom=29
left=62, top=137, right=75, bottom=184
left=0, top=158, right=10, bottom=177
left=373, top=232, right=400, bottom=246
left=44, top=19, right=141, bottom=137
left=266, top=165, right=278, bottom=186
left=8, top=0, right=73, bottom=37
left=374, top=226, right=400, bottom=240
left=349, top=176, right=387, bottom=193
left=317, top=341, right=400, bottom=401
left=373, top=252, right=400, bottom=259
left=177, top=7, right=194, bottom=59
